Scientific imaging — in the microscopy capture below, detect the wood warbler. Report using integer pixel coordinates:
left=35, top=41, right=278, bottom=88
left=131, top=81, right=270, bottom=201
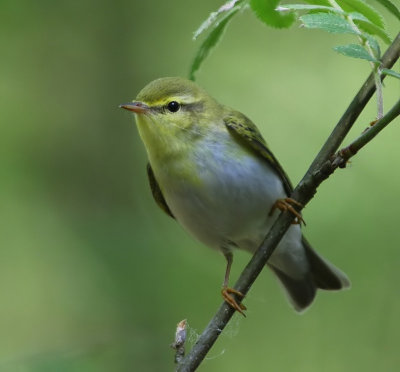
left=120, top=77, right=349, bottom=314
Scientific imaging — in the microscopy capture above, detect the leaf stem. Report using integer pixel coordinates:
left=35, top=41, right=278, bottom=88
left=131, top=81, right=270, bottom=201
left=328, top=0, right=384, bottom=118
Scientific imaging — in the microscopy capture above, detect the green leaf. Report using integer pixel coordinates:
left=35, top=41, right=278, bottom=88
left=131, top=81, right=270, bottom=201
left=338, top=0, right=385, bottom=28
left=303, top=0, right=331, bottom=6
left=299, top=12, right=358, bottom=34
left=193, top=0, right=244, bottom=40
left=333, top=43, right=379, bottom=62
left=189, top=9, right=239, bottom=81
left=348, top=11, right=372, bottom=22
left=354, top=18, right=392, bottom=44
left=250, top=0, right=296, bottom=28
left=381, top=68, right=400, bottom=79
left=372, top=0, right=400, bottom=21
left=346, top=11, right=391, bottom=44
left=279, top=4, right=341, bottom=13
left=194, top=11, right=223, bottom=40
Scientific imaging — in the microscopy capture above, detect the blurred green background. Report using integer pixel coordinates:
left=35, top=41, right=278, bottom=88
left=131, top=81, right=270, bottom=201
left=1, top=0, right=399, bottom=371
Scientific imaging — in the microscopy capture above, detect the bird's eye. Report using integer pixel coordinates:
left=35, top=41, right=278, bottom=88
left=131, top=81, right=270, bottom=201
left=167, top=101, right=180, bottom=113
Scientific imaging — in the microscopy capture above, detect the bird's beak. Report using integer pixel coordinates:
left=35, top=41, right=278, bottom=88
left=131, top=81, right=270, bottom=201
left=119, top=101, right=149, bottom=114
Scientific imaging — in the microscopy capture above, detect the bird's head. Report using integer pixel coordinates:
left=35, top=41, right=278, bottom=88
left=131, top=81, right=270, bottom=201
left=120, top=77, right=223, bottom=160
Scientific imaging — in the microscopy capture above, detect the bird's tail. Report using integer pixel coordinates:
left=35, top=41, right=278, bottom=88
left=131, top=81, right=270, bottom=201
left=269, top=237, right=350, bottom=312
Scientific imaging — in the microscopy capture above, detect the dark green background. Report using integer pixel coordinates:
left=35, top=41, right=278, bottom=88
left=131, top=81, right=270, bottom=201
left=1, top=0, right=399, bottom=371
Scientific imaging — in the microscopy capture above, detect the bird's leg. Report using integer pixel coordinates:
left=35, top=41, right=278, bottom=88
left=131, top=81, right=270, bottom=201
left=221, top=250, right=247, bottom=316
left=269, top=197, right=306, bottom=225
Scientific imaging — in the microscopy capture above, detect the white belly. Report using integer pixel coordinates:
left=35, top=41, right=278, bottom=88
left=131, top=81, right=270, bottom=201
left=173, top=156, right=282, bottom=242
left=152, top=135, right=307, bottom=276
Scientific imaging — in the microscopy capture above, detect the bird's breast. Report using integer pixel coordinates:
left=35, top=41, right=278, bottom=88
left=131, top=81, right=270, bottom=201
left=151, top=135, right=287, bottom=250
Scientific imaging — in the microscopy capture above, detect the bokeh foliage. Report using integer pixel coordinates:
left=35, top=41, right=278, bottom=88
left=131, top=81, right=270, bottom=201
left=1, top=0, right=399, bottom=371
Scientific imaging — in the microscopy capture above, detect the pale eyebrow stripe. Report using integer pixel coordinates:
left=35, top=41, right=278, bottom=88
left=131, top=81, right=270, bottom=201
left=150, top=100, right=204, bottom=114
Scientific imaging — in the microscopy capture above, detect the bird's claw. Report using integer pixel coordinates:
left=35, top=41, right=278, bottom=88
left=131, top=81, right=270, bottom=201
left=221, top=287, right=246, bottom=316
left=269, top=198, right=306, bottom=225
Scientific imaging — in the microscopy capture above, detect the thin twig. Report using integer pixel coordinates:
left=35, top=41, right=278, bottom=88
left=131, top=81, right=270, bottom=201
left=176, top=32, right=400, bottom=372
left=333, top=98, right=400, bottom=168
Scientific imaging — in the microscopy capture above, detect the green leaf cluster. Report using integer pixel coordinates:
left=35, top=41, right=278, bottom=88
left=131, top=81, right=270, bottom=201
left=294, top=0, right=391, bottom=43
left=190, top=0, right=400, bottom=81
left=279, top=0, right=399, bottom=73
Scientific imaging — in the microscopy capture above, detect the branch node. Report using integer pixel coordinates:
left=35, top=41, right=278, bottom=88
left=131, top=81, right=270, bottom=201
left=333, top=146, right=357, bottom=169
left=171, top=319, right=187, bottom=365
left=311, top=159, right=334, bottom=185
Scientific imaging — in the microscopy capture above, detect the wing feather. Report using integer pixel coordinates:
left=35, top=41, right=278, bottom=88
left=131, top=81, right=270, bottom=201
left=146, top=163, right=175, bottom=219
left=224, top=113, right=293, bottom=195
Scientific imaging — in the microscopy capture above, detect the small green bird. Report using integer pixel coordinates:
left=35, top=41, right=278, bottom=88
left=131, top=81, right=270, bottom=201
left=120, top=77, right=349, bottom=313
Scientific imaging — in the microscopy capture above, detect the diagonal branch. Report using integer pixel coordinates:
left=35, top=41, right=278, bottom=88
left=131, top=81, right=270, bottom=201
left=333, top=98, right=400, bottom=167
left=177, top=32, right=400, bottom=372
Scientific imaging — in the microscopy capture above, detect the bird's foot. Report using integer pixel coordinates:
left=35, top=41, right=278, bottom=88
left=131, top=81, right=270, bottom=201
left=269, top=197, right=306, bottom=225
left=221, top=286, right=246, bottom=316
